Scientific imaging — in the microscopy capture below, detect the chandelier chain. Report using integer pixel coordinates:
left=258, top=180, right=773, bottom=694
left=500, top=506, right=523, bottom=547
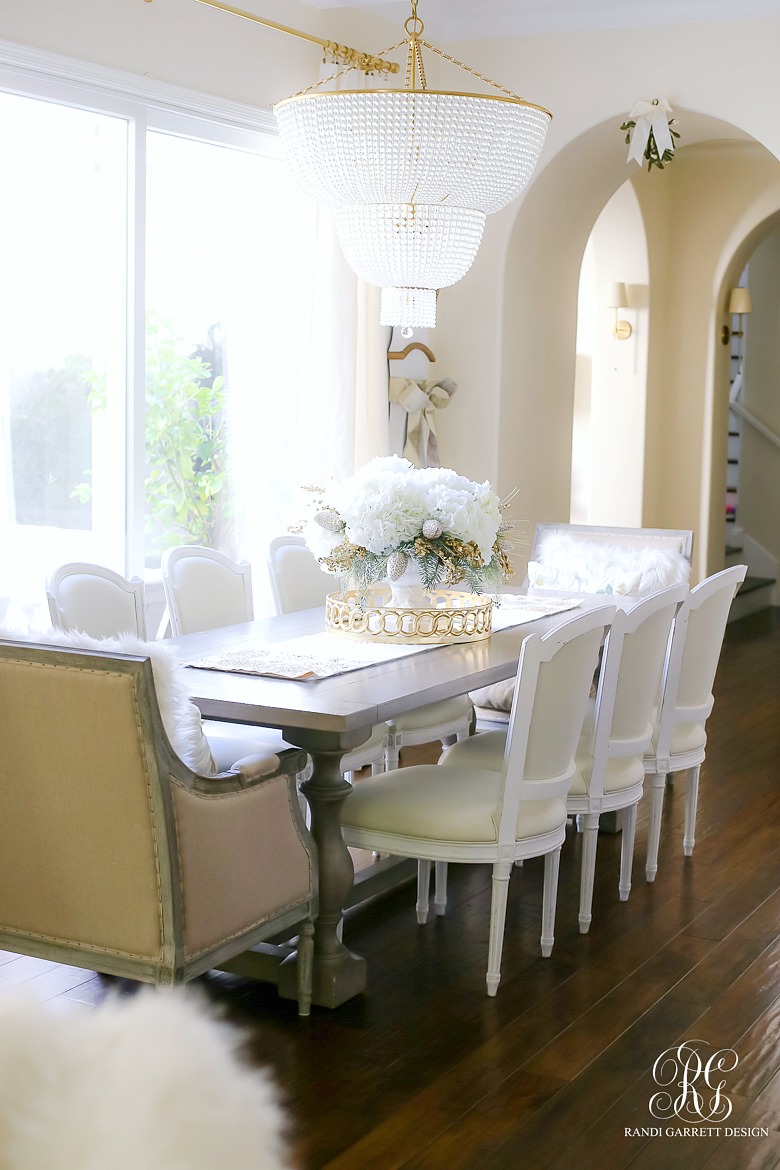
left=419, top=40, right=524, bottom=102
left=286, top=32, right=531, bottom=105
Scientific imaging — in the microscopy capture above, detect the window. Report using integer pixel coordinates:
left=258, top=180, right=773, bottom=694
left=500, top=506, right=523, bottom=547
left=144, top=128, right=314, bottom=569
left=0, top=91, right=129, bottom=612
left=0, top=47, right=317, bottom=625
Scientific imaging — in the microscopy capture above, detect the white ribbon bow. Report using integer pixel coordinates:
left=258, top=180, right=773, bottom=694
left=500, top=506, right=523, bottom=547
left=626, top=97, right=675, bottom=166
left=388, top=376, right=457, bottom=468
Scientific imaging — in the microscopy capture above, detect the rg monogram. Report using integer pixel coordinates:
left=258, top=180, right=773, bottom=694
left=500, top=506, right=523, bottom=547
left=649, top=1040, right=738, bottom=1123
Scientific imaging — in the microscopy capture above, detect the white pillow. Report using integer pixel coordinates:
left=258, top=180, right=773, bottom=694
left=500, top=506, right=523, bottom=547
left=0, top=626, right=216, bottom=775
left=526, top=560, right=642, bottom=596
left=532, top=532, right=690, bottom=595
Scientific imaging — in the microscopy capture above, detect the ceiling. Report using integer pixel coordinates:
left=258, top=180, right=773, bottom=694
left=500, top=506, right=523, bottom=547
left=303, top=0, right=780, bottom=41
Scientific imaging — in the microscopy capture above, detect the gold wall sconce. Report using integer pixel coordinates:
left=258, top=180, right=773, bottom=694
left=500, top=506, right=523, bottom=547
left=721, top=286, right=752, bottom=345
left=606, top=282, right=632, bottom=340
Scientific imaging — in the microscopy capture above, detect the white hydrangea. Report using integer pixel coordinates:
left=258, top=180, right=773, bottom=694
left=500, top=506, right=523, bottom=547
left=304, top=456, right=503, bottom=571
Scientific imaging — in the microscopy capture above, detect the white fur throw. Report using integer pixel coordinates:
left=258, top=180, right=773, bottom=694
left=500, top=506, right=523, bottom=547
left=532, top=531, right=691, bottom=596
left=0, top=626, right=216, bottom=775
left=0, top=989, right=293, bottom=1170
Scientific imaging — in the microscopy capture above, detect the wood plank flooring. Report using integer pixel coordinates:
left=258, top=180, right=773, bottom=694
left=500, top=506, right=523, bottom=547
left=2, top=608, right=779, bottom=1169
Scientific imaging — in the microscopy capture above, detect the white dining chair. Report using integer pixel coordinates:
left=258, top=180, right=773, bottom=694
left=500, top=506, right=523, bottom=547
left=47, top=562, right=148, bottom=640
left=444, top=584, right=687, bottom=933
left=644, top=564, right=747, bottom=882
left=47, top=557, right=288, bottom=774
left=161, top=545, right=254, bottom=636
left=568, top=582, right=687, bottom=929
left=267, top=534, right=474, bottom=773
left=341, top=604, right=616, bottom=996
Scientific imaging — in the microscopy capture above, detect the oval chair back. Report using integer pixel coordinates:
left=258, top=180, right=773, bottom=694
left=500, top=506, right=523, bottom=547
left=570, top=583, right=687, bottom=933
left=47, top=562, right=147, bottom=640
left=644, top=564, right=747, bottom=881
left=267, top=535, right=332, bottom=616
left=497, top=605, right=617, bottom=847
left=162, top=546, right=253, bottom=636
left=669, top=565, right=748, bottom=738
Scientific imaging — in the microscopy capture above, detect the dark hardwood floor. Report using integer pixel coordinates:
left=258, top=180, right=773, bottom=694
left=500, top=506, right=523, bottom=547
left=2, top=608, right=779, bottom=1168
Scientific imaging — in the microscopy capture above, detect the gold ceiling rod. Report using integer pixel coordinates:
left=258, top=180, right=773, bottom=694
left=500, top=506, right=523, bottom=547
left=144, top=0, right=400, bottom=76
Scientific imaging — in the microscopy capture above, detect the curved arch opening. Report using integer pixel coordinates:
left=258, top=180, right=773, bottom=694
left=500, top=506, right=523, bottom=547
left=500, top=108, right=780, bottom=582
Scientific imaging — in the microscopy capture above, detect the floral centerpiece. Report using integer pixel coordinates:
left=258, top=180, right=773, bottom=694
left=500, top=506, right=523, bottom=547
left=301, top=456, right=513, bottom=601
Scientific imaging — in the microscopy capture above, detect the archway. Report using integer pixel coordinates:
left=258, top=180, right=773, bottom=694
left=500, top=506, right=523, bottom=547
left=500, top=111, right=780, bottom=582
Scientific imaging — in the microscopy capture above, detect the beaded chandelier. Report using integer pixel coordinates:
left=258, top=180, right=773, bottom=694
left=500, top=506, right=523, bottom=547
left=274, top=1, right=552, bottom=330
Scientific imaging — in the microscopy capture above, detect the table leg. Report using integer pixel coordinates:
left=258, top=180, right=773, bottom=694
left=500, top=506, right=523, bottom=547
left=279, top=742, right=366, bottom=1008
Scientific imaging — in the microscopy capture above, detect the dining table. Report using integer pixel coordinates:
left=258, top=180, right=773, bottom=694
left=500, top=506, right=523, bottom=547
left=170, top=591, right=615, bottom=1009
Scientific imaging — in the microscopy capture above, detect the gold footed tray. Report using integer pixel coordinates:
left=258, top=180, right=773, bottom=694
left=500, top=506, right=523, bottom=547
left=325, top=585, right=493, bottom=645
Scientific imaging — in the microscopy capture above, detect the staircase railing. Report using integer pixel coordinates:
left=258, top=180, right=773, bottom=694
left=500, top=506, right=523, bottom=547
left=731, top=400, right=780, bottom=450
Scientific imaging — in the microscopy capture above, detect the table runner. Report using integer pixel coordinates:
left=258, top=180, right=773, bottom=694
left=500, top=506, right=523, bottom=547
left=186, top=595, right=582, bottom=681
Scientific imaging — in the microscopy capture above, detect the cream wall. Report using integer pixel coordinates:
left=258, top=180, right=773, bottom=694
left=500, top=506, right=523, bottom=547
left=3, top=3, right=780, bottom=579
left=573, top=181, right=649, bottom=528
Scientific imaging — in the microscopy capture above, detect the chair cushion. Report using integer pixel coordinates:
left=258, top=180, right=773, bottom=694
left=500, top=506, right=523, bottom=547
left=392, top=695, right=472, bottom=733
left=342, top=763, right=566, bottom=842
left=569, top=754, right=645, bottom=795
left=650, top=719, right=707, bottom=758
left=201, top=720, right=288, bottom=775
left=669, top=721, right=707, bottom=756
left=439, top=730, right=506, bottom=771
left=468, top=679, right=515, bottom=714
left=442, top=729, right=645, bottom=797
left=342, top=724, right=387, bottom=771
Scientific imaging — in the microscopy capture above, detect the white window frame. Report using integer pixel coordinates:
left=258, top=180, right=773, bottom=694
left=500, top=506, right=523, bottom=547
left=0, top=38, right=284, bottom=583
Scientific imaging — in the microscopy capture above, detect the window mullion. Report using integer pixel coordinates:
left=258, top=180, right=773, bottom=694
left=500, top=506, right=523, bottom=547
left=126, top=110, right=147, bottom=579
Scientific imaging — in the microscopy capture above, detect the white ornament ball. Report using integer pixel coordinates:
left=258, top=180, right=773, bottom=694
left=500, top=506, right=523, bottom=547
left=422, top=519, right=443, bottom=539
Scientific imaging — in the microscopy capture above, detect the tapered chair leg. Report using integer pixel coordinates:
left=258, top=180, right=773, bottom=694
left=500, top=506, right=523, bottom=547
left=486, top=861, right=512, bottom=996
left=416, top=859, right=431, bottom=924
left=618, top=803, right=638, bottom=901
left=578, top=812, right=600, bottom=934
left=541, top=846, right=561, bottom=957
left=645, top=771, right=666, bottom=882
left=434, top=861, right=448, bottom=916
left=683, top=765, right=700, bottom=856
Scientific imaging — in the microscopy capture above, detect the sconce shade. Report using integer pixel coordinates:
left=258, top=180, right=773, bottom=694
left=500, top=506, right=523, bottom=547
left=728, top=287, right=752, bottom=315
left=606, top=281, right=629, bottom=309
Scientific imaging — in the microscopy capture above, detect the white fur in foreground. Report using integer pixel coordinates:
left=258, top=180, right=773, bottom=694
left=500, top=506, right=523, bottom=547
left=0, top=989, right=294, bottom=1170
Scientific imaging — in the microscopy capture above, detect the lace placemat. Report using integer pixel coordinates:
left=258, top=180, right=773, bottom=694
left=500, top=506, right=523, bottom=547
left=187, top=631, right=427, bottom=681
left=186, top=596, right=582, bottom=681
left=491, top=594, right=582, bottom=630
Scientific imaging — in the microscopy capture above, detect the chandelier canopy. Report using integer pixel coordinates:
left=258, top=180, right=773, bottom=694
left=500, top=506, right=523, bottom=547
left=274, top=2, right=552, bottom=329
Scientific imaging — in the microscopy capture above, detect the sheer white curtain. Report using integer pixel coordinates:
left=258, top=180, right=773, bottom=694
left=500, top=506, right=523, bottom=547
left=229, top=204, right=390, bottom=616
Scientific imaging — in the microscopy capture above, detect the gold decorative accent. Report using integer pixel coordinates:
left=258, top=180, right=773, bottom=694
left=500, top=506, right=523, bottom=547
left=326, top=587, right=493, bottom=645
left=148, top=0, right=400, bottom=75
left=275, top=88, right=551, bottom=115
